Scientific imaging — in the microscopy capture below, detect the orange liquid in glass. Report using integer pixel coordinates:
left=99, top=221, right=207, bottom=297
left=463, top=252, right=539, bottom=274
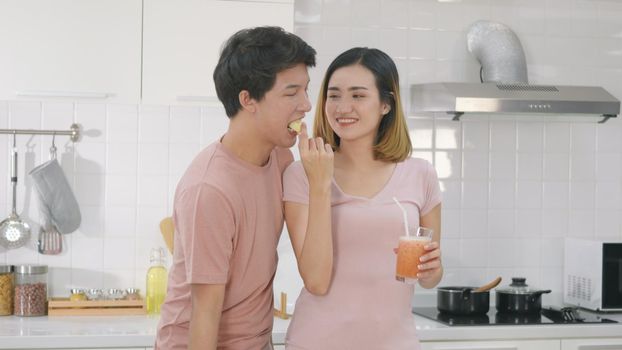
left=395, top=236, right=430, bottom=281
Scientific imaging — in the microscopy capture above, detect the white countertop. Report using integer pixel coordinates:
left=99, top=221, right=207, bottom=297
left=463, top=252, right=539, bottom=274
left=0, top=315, right=159, bottom=349
left=1, top=311, right=621, bottom=349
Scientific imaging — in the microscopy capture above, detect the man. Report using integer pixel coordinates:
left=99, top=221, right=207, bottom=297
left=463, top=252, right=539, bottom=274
left=155, top=27, right=316, bottom=350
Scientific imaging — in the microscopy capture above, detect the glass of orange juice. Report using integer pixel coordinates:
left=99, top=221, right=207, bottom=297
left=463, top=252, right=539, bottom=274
left=395, top=227, right=433, bottom=284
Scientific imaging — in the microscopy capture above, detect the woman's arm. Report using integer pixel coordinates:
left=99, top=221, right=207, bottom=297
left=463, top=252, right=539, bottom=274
left=285, top=124, right=334, bottom=295
left=417, top=203, right=443, bottom=289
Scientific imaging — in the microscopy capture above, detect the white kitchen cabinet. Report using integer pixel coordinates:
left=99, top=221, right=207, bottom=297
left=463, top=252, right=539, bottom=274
left=273, top=345, right=285, bottom=350
left=142, top=0, right=294, bottom=105
left=561, top=338, right=622, bottom=350
left=421, top=339, right=560, bottom=350
left=0, top=0, right=142, bottom=103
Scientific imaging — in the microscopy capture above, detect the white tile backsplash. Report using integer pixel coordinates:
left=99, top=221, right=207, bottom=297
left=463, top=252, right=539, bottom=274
left=170, top=106, right=201, bottom=144
left=107, top=105, right=138, bottom=144
left=489, top=121, right=516, bottom=152
left=76, top=104, right=106, bottom=144
left=106, top=143, right=137, bottom=175
left=570, top=152, right=596, bottom=181
left=462, top=152, right=488, bottom=180
left=515, top=209, right=542, bottom=238
left=517, top=153, right=542, bottom=181
left=543, top=153, right=569, bottom=181
left=596, top=181, right=621, bottom=210
left=104, top=206, right=136, bottom=238
left=488, top=181, right=514, bottom=210
left=516, top=181, right=542, bottom=209
left=138, top=105, right=170, bottom=144
left=487, top=209, right=514, bottom=237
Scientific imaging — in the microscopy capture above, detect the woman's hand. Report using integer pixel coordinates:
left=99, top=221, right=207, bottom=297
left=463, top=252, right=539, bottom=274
left=298, top=122, right=334, bottom=191
left=417, top=241, right=442, bottom=285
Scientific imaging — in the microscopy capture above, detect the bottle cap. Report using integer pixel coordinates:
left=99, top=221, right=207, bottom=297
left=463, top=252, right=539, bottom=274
left=150, top=247, right=166, bottom=265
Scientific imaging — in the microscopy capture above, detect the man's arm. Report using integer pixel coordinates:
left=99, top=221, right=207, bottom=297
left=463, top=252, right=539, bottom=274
left=188, top=283, right=226, bottom=350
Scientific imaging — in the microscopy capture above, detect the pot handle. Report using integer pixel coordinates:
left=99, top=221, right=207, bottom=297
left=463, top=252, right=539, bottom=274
left=529, top=289, right=552, bottom=302
left=460, top=288, right=473, bottom=300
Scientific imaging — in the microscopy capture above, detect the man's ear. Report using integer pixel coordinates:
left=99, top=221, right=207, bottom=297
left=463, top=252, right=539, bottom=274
left=239, top=90, right=256, bottom=113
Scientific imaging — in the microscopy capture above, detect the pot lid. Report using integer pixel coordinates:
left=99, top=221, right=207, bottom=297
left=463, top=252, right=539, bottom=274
left=496, top=277, right=541, bottom=294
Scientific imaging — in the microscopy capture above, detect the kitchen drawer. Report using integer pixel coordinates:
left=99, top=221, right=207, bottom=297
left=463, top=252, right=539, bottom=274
left=562, top=337, right=622, bottom=350
left=421, top=339, right=560, bottom=350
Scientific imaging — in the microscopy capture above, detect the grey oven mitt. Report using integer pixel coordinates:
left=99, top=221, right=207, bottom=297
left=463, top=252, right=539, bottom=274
left=29, top=159, right=81, bottom=234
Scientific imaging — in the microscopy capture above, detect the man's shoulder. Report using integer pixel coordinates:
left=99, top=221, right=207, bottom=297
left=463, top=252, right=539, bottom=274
left=176, top=142, right=231, bottom=191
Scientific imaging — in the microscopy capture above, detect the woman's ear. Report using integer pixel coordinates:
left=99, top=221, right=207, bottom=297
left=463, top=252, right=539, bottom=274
left=382, top=102, right=391, bottom=116
left=239, top=90, right=256, bottom=113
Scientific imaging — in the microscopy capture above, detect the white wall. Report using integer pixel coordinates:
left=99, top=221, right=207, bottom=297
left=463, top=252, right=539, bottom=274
left=289, top=0, right=622, bottom=301
left=0, top=102, right=229, bottom=297
left=0, top=0, right=621, bottom=306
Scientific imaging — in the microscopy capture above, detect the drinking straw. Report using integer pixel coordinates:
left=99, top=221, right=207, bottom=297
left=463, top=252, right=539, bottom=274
left=392, top=197, right=410, bottom=237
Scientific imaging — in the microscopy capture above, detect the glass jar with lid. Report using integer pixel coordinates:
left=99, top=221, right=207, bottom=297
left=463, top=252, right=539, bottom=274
left=0, top=265, right=14, bottom=316
left=14, top=265, right=48, bottom=316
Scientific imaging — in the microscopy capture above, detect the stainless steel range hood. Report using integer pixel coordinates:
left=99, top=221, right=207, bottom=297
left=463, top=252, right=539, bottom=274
left=409, top=21, right=621, bottom=123
left=410, top=82, right=621, bottom=123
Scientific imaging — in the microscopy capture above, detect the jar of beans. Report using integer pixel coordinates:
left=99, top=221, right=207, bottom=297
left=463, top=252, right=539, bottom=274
left=0, top=265, right=14, bottom=316
left=14, top=265, right=48, bottom=317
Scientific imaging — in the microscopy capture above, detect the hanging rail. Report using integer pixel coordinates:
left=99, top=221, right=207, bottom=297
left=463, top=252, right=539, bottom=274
left=0, top=123, right=80, bottom=142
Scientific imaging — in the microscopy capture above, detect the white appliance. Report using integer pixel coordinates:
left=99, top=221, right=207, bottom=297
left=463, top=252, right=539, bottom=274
left=564, top=238, right=622, bottom=312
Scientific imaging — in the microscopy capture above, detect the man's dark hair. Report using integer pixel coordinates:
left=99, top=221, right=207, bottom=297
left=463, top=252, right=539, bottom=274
left=213, top=26, right=316, bottom=118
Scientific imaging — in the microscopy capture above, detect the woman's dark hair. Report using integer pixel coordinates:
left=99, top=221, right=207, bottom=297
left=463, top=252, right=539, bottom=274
left=213, top=26, right=316, bottom=118
left=313, top=47, right=412, bottom=162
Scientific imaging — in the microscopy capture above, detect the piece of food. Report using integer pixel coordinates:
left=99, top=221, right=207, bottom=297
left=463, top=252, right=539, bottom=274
left=288, top=119, right=302, bottom=133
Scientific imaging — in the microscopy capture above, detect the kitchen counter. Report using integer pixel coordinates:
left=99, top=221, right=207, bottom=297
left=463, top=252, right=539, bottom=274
left=0, top=315, right=159, bottom=349
left=1, top=311, right=621, bottom=349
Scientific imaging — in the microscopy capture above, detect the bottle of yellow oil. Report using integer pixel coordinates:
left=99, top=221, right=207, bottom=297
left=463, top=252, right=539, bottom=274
left=146, top=247, right=168, bottom=314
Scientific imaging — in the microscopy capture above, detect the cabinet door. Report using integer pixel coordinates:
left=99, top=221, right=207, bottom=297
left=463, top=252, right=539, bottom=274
left=562, top=338, right=622, bottom=350
left=0, top=0, right=142, bottom=102
left=142, top=0, right=294, bottom=105
left=421, top=339, right=560, bottom=350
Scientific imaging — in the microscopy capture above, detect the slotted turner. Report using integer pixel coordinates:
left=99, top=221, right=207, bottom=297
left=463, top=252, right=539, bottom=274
left=37, top=204, right=62, bottom=255
left=36, top=136, right=63, bottom=255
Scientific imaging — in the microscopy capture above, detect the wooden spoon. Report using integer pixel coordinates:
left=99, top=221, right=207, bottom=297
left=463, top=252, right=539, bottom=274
left=473, top=276, right=502, bottom=292
left=160, top=217, right=174, bottom=254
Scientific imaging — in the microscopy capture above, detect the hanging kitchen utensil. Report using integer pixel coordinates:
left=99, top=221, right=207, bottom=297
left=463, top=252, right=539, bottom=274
left=160, top=217, right=174, bottom=254
left=37, top=205, right=62, bottom=255
left=36, top=134, right=63, bottom=255
left=0, top=134, right=32, bottom=249
left=29, top=133, right=81, bottom=234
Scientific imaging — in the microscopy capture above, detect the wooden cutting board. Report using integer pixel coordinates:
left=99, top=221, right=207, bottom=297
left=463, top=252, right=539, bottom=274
left=160, top=217, right=174, bottom=254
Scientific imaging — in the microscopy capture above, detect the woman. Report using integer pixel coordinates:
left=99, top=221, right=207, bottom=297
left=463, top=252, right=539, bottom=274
left=282, top=47, right=443, bottom=349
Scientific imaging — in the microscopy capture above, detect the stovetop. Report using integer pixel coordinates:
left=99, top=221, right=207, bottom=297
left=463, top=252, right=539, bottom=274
left=412, top=306, right=618, bottom=326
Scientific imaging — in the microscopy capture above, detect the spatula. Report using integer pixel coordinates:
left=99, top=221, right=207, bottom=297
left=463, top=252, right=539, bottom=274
left=159, top=217, right=174, bottom=254
left=473, top=276, right=502, bottom=293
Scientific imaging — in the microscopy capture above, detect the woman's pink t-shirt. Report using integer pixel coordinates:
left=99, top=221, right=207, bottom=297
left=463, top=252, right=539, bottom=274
left=283, top=157, right=441, bottom=350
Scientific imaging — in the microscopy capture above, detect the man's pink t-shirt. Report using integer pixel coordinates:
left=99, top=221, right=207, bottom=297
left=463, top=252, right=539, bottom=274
left=283, top=157, right=441, bottom=350
left=155, top=141, right=292, bottom=350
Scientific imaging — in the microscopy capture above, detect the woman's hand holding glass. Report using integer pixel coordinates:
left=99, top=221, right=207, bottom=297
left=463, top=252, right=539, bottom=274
left=416, top=241, right=442, bottom=282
